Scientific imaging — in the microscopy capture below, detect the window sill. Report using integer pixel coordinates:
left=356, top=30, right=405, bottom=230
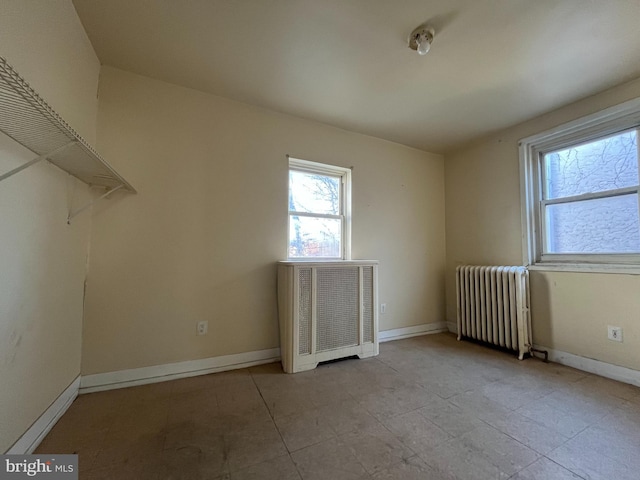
left=281, top=259, right=378, bottom=266
left=528, top=263, right=640, bottom=275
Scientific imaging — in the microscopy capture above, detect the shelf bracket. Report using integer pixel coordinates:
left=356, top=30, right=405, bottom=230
left=67, top=183, right=125, bottom=224
left=0, top=141, right=78, bottom=184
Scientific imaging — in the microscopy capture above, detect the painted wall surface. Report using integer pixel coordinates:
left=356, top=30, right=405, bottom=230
left=0, top=1, right=99, bottom=452
left=445, top=77, right=640, bottom=371
left=82, top=67, right=446, bottom=375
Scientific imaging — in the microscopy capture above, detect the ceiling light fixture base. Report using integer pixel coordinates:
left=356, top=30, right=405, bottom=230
left=408, top=25, right=435, bottom=55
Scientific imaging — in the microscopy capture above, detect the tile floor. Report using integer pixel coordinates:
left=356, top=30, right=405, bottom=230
left=36, top=333, right=640, bottom=479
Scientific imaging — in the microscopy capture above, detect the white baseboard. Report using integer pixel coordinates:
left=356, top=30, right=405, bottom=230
left=446, top=321, right=457, bottom=334
left=7, top=376, right=80, bottom=454
left=533, top=344, right=640, bottom=388
left=379, top=322, right=449, bottom=343
left=80, top=348, right=281, bottom=393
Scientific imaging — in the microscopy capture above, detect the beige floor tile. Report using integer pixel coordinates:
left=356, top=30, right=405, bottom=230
left=216, top=382, right=265, bottom=416
left=596, top=401, right=640, bottom=437
left=35, top=437, right=102, bottom=473
left=341, top=360, right=411, bottom=398
left=171, top=368, right=254, bottom=396
left=510, top=457, right=582, bottom=480
left=340, top=422, right=414, bottom=475
left=538, top=388, right=614, bottom=425
left=249, top=363, right=300, bottom=391
left=548, top=441, right=640, bottom=480
left=458, top=424, right=540, bottom=475
left=484, top=410, right=570, bottom=454
left=413, top=364, right=488, bottom=399
left=108, top=401, right=170, bottom=435
left=515, top=399, right=591, bottom=438
left=34, top=409, right=107, bottom=472
left=448, top=389, right=515, bottom=424
left=216, top=407, right=273, bottom=433
left=161, top=421, right=228, bottom=477
left=356, top=384, right=437, bottom=420
left=417, top=399, right=484, bottom=438
left=291, top=437, right=369, bottom=480
left=573, top=374, right=640, bottom=401
left=318, top=398, right=381, bottom=435
left=561, top=423, right=640, bottom=470
left=419, top=435, right=509, bottom=480
left=160, top=437, right=229, bottom=479
left=53, top=392, right=120, bottom=431
left=420, top=424, right=539, bottom=480
left=372, top=455, right=450, bottom=480
left=381, top=410, right=451, bottom=454
left=230, top=454, right=301, bottom=480
left=477, top=375, right=553, bottom=410
left=628, top=391, right=640, bottom=406
left=449, top=360, right=518, bottom=385
left=248, top=361, right=285, bottom=377
left=295, top=375, right=354, bottom=407
left=166, top=389, right=220, bottom=427
left=274, top=408, right=336, bottom=452
left=93, top=427, right=165, bottom=469
left=162, top=420, right=222, bottom=451
left=517, top=359, right=589, bottom=387
left=225, top=419, right=288, bottom=472
left=259, top=384, right=317, bottom=419
left=84, top=462, right=162, bottom=480
left=377, top=345, right=437, bottom=371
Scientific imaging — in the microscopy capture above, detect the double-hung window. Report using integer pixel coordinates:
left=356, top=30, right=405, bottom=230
left=288, top=157, right=351, bottom=260
left=520, top=97, right=640, bottom=270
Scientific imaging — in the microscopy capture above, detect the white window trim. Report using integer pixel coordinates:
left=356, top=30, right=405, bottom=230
left=288, top=156, right=352, bottom=260
left=519, top=96, right=640, bottom=274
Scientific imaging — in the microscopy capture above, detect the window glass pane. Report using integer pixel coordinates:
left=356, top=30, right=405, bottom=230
left=546, top=194, right=640, bottom=253
left=544, top=130, right=638, bottom=199
left=289, top=170, right=340, bottom=215
left=289, top=216, right=341, bottom=258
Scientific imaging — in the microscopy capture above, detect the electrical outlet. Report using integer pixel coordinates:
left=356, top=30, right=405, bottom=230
left=608, top=325, right=623, bottom=342
left=197, top=320, right=208, bottom=336
left=380, top=303, right=387, bottom=314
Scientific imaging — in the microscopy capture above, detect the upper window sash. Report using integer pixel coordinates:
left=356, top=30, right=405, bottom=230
left=289, top=157, right=350, bottom=178
left=288, top=169, right=344, bottom=217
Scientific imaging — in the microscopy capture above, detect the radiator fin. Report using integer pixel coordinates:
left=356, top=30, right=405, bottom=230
left=456, top=265, right=530, bottom=360
left=317, top=267, right=359, bottom=352
left=298, top=268, right=311, bottom=355
left=362, top=266, right=373, bottom=343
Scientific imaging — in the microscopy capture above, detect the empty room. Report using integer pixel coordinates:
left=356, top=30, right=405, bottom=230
left=1, top=1, right=640, bottom=479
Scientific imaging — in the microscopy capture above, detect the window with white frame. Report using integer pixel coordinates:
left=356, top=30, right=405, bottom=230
left=288, top=157, right=351, bottom=260
left=520, top=98, right=640, bottom=269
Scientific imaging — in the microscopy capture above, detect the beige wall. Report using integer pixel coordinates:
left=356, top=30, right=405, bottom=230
left=0, top=1, right=99, bottom=452
left=445, top=77, right=640, bottom=371
left=81, top=67, right=446, bottom=375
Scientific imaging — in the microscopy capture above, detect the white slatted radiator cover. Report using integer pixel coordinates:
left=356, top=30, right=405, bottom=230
left=278, top=261, right=379, bottom=373
left=456, top=265, right=531, bottom=360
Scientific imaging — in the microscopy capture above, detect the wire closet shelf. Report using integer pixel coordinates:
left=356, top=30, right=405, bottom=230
left=0, top=56, right=135, bottom=195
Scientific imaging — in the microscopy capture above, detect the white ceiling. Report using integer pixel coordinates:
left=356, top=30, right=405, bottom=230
left=72, top=0, right=640, bottom=153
